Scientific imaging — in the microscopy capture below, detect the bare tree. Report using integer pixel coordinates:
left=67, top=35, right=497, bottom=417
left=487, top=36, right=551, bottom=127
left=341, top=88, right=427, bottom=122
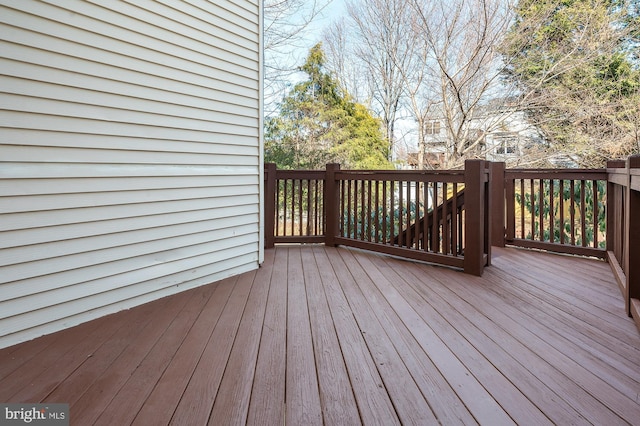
left=325, top=0, right=414, bottom=160
left=409, top=0, right=515, bottom=168
left=322, top=19, right=369, bottom=104
left=264, top=0, right=330, bottom=114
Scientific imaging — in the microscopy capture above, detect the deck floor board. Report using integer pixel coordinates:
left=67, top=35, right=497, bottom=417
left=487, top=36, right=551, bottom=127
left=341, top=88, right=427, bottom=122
left=1, top=245, right=639, bottom=425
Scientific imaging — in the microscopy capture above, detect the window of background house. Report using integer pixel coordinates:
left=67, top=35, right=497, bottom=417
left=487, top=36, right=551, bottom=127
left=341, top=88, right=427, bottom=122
left=425, top=121, right=440, bottom=135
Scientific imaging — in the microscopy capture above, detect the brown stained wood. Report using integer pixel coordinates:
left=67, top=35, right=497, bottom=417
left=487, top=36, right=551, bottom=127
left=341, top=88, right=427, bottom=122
left=246, top=250, right=287, bottom=426
left=429, top=253, right=640, bottom=424
left=284, top=247, right=323, bottom=425
left=208, top=268, right=269, bottom=425
left=312, top=247, right=400, bottom=425
left=44, top=298, right=166, bottom=407
left=327, top=248, right=439, bottom=425
left=169, top=274, right=252, bottom=426
left=301, top=248, right=360, bottom=426
left=132, top=277, right=236, bottom=425
left=0, top=329, right=65, bottom=380
left=481, top=261, right=640, bottom=387
left=357, top=256, right=521, bottom=425
left=417, top=268, right=628, bottom=425
left=1, top=245, right=639, bottom=426
left=94, top=285, right=214, bottom=425
left=70, top=289, right=195, bottom=425
left=503, top=250, right=636, bottom=331
left=373, top=256, right=566, bottom=425
left=0, top=312, right=117, bottom=400
left=335, top=249, right=476, bottom=425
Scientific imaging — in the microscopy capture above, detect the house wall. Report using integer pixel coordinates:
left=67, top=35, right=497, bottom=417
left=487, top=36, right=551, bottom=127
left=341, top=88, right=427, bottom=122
left=0, top=0, right=263, bottom=348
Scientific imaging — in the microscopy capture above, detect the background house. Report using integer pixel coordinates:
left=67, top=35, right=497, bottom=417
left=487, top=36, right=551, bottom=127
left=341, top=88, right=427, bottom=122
left=0, top=0, right=263, bottom=349
left=409, top=98, right=544, bottom=168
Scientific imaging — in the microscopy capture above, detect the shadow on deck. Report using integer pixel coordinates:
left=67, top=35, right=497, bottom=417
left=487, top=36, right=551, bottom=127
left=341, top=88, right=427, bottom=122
left=1, top=245, right=639, bottom=425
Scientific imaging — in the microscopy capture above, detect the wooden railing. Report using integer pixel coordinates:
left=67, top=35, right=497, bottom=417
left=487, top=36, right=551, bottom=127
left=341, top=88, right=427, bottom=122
left=265, top=155, right=640, bottom=313
left=606, top=155, right=640, bottom=328
left=265, top=160, right=491, bottom=275
left=263, top=163, right=325, bottom=247
left=491, top=167, right=608, bottom=259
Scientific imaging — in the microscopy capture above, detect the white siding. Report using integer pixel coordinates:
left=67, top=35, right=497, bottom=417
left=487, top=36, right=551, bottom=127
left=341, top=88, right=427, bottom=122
left=0, top=0, right=263, bottom=348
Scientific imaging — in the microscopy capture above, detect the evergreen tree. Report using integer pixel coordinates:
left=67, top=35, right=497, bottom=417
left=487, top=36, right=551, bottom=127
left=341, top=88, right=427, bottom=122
left=265, top=43, right=392, bottom=169
left=502, top=0, right=640, bottom=167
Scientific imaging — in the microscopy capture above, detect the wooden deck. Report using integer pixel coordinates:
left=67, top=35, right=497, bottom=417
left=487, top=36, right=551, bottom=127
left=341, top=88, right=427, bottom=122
left=1, top=245, right=639, bottom=425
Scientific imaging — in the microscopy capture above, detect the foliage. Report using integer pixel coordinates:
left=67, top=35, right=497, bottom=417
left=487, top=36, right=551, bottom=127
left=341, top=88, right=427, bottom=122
left=502, top=0, right=640, bottom=167
left=515, top=179, right=606, bottom=247
left=265, top=43, right=392, bottom=170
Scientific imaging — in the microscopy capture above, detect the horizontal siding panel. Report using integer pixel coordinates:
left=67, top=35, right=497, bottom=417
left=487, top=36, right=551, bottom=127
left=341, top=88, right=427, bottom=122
left=0, top=94, right=258, bottom=136
left=0, top=112, right=259, bottom=142
left=0, top=258, right=255, bottom=349
left=0, top=247, right=259, bottom=339
left=0, top=5, right=258, bottom=83
left=173, top=0, right=259, bottom=34
left=127, top=0, right=258, bottom=47
left=0, top=162, right=258, bottom=179
left=42, top=0, right=259, bottom=67
left=0, top=175, right=257, bottom=197
left=0, top=29, right=257, bottom=100
left=0, top=195, right=258, bottom=232
left=0, top=49, right=257, bottom=111
left=0, top=185, right=258, bottom=214
left=0, top=128, right=259, bottom=153
left=1, top=228, right=258, bottom=301
left=0, top=215, right=258, bottom=268
left=90, top=0, right=258, bottom=59
left=0, top=75, right=258, bottom=126
left=0, top=144, right=257, bottom=167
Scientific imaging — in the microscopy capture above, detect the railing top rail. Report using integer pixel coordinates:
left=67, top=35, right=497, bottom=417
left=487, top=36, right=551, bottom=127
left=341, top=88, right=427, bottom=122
left=505, top=168, right=607, bottom=180
left=271, top=169, right=327, bottom=180
left=336, top=169, right=465, bottom=183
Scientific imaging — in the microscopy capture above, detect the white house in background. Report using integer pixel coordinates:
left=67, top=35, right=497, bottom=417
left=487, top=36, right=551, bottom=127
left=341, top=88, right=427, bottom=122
left=414, top=98, right=544, bottom=167
left=0, top=0, right=263, bottom=349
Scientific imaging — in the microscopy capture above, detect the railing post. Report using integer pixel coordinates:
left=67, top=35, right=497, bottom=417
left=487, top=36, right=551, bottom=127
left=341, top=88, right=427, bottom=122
left=464, top=159, right=487, bottom=276
left=264, top=163, right=277, bottom=249
left=625, top=155, right=640, bottom=318
left=489, top=161, right=506, bottom=248
left=324, top=163, right=340, bottom=247
left=606, top=160, right=625, bottom=254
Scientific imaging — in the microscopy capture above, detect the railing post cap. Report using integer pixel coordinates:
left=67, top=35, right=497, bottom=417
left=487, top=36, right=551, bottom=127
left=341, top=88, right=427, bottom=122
left=607, top=159, right=626, bottom=168
left=627, top=155, right=640, bottom=168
